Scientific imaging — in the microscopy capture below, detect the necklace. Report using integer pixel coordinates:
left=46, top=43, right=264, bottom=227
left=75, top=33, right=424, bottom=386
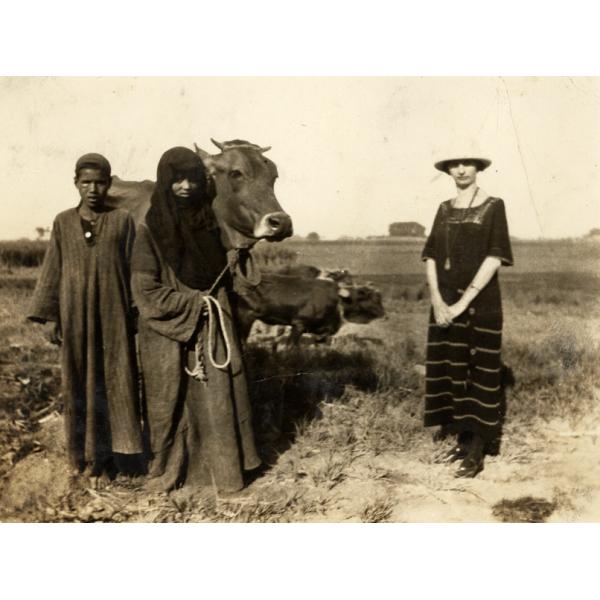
left=444, top=186, right=479, bottom=271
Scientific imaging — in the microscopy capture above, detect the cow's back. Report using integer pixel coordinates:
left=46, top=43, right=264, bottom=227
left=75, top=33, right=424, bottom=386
left=106, top=176, right=155, bottom=225
left=235, top=273, right=342, bottom=339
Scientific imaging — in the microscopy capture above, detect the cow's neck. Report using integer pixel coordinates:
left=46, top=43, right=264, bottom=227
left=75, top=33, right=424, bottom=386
left=230, top=249, right=262, bottom=295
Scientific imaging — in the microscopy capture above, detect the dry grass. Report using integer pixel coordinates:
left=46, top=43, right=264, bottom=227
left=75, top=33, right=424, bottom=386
left=359, top=495, right=396, bottom=523
left=503, top=304, right=600, bottom=425
left=1, top=259, right=599, bottom=522
left=0, top=283, right=61, bottom=480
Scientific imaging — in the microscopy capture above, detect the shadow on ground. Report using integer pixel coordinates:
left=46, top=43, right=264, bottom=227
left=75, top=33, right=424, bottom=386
left=244, top=343, right=382, bottom=464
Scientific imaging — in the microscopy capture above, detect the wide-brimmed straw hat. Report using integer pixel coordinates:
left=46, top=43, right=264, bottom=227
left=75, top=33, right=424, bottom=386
left=434, top=151, right=492, bottom=173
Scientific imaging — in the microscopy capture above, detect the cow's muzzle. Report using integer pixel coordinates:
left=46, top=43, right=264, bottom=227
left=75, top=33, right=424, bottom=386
left=254, top=211, right=293, bottom=240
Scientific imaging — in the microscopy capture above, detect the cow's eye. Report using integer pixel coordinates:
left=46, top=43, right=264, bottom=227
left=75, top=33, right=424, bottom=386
left=229, top=169, right=244, bottom=179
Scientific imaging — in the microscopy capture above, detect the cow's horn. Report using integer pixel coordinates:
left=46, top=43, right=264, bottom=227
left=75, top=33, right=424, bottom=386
left=194, top=143, right=211, bottom=159
left=258, top=146, right=272, bottom=153
left=211, top=138, right=226, bottom=151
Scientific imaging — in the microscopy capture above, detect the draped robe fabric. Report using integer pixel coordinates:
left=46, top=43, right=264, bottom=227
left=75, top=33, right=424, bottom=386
left=132, top=146, right=259, bottom=492
left=28, top=207, right=143, bottom=468
left=131, top=223, right=260, bottom=492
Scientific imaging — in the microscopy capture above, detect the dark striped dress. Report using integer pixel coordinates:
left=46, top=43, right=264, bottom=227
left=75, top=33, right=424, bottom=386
left=422, top=197, right=513, bottom=443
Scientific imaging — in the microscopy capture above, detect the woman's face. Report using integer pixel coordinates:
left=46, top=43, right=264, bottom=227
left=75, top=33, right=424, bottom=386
left=447, top=160, right=479, bottom=189
left=171, top=173, right=201, bottom=200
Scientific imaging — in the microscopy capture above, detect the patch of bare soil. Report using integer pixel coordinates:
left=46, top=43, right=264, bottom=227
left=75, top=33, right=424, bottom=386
left=342, top=421, right=600, bottom=523
left=245, top=416, right=599, bottom=523
left=1, top=409, right=598, bottom=523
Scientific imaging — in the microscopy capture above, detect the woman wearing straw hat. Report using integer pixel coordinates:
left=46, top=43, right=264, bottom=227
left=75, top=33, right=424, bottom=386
left=422, top=151, right=513, bottom=477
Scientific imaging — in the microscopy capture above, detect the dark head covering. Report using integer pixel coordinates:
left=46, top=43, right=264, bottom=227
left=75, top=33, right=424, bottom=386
left=75, top=153, right=112, bottom=177
left=145, top=146, right=227, bottom=290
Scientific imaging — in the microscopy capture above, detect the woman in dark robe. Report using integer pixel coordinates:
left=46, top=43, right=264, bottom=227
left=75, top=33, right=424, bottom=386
left=28, top=153, right=143, bottom=481
left=422, top=151, right=513, bottom=478
left=131, top=146, right=261, bottom=493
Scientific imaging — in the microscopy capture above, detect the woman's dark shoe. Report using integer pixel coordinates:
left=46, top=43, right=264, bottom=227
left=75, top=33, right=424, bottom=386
left=434, top=444, right=468, bottom=464
left=455, top=454, right=484, bottom=478
left=455, top=436, right=485, bottom=478
left=445, top=445, right=469, bottom=463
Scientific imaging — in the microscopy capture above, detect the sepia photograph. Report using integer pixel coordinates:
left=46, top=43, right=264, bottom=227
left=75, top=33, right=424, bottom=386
left=1, top=75, right=598, bottom=525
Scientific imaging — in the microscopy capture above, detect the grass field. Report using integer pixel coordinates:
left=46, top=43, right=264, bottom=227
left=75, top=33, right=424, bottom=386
left=0, top=240, right=599, bottom=522
left=4, top=237, right=600, bottom=274
left=270, top=238, right=600, bottom=275
left=0, top=240, right=48, bottom=271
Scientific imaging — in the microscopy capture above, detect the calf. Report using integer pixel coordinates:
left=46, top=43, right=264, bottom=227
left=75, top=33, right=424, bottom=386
left=235, top=264, right=385, bottom=345
left=274, top=264, right=383, bottom=324
left=275, top=264, right=354, bottom=286
left=340, top=283, right=385, bottom=324
left=235, top=273, right=345, bottom=345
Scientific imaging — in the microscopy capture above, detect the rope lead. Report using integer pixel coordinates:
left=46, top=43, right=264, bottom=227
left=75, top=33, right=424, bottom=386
left=185, top=295, right=233, bottom=382
left=184, top=250, right=239, bottom=383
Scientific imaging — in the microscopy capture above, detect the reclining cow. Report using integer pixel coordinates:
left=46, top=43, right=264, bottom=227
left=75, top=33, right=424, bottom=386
left=235, top=264, right=385, bottom=345
left=275, top=264, right=354, bottom=286
left=234, top=272, right=343, bottom=344
left=265, top=263, right=384, bottom=324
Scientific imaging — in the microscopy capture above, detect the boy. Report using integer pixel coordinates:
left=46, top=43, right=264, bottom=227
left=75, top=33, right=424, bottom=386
left=28, top=153, right=143, bottom=483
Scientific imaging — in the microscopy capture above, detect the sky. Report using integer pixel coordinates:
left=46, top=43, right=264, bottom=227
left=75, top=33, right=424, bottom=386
left=1, top=76, right=599, bottom=240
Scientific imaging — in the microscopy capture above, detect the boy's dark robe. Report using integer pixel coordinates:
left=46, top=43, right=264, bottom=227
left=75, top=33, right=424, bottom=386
left=28, top=207, right=143, bottom=468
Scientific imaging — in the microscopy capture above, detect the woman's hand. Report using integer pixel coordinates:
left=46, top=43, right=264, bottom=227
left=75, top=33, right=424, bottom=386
left=432, top=298, right=454, bottom=327
left=448, top=299, right=469, bottom=320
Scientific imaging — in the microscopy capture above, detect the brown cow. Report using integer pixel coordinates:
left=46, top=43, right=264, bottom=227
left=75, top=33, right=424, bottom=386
left=275, top=264, right=354, bottom=286
left=235, top=264, right=386, bottom=345
left=105, top=139, right=292, bottom=249
left=234, top=272, right=344, bottom=345
left=267, top=263, right=384, bottom=324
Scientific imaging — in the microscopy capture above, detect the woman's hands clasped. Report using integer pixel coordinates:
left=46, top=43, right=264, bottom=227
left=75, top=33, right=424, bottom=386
left=432, top=298, right=454, bottom=327
left=433, top=298, right=469, bottom=327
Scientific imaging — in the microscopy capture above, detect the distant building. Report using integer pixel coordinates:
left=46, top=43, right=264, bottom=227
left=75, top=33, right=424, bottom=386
left=389, top=222, right=426, bottom=237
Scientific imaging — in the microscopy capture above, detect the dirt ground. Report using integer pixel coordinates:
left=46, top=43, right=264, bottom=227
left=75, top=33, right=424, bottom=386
left=1, top=405, right=599, bottom=523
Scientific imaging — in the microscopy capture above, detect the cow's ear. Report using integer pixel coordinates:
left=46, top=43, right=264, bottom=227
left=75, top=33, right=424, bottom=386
left=338, top=287, right=351, bottom=299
